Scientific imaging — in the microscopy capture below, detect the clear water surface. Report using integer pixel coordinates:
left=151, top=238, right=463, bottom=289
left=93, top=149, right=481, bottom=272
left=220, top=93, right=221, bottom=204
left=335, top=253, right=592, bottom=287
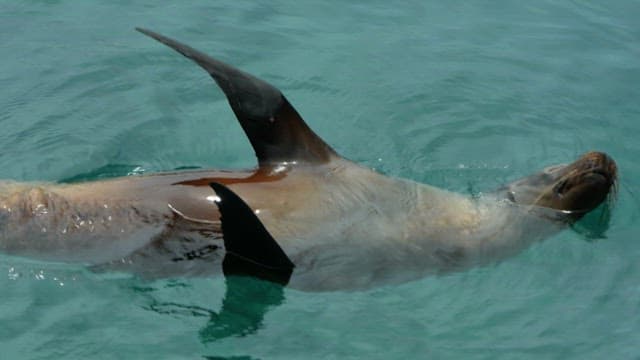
left=1, top=1, right=639, bottom=359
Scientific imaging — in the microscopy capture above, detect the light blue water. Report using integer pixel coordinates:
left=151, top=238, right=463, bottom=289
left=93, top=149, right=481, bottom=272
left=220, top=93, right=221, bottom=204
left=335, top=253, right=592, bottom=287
left=1, top=1, right=639, bottom=359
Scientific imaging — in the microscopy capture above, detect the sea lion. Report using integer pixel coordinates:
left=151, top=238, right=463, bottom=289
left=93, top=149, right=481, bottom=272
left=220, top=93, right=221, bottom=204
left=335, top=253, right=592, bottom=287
left=0, top=29, right=617, bottom=291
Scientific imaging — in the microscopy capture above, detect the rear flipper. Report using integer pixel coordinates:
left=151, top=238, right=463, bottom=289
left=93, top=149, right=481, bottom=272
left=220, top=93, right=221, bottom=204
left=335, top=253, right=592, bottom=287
left=209, top=182, right=295, bottom=285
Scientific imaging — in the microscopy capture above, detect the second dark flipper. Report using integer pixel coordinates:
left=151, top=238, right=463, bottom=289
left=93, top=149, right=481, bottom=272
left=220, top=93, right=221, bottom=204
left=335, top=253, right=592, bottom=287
left=209, top=182, right=294, bottom=285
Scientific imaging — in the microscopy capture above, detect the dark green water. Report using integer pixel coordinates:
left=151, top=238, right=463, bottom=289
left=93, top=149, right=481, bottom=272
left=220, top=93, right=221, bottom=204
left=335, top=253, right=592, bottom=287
left=1, top=1, right=639, bottom=359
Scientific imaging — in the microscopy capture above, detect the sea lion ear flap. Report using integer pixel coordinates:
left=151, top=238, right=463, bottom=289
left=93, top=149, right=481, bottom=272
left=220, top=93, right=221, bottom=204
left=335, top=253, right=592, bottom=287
left=209, top=182, right=294, bottom=285
left=136, top=28, right=337, bottom=166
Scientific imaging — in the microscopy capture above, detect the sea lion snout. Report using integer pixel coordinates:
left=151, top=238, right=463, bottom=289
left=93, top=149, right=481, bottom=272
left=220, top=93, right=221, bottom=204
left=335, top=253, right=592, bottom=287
left=536, top=151, right=617, bottom=220
left=553, top=151, right=616, bottom=209
left=579, top=151, right=617, bottom=185
left=500, top=151, right=617, bottom=222
left=554, top=152, right=617, bottom=195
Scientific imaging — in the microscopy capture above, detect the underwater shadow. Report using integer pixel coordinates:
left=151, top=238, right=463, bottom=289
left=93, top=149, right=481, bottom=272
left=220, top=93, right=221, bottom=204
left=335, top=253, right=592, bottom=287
left=571, top=202, right=613, bottom=240
left=198, top=274, right=287, bottom=342
left=144, top=274, right=287, bottom=343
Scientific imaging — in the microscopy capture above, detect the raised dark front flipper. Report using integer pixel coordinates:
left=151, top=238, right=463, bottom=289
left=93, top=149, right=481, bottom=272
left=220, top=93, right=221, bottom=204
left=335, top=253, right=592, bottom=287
left=136, top=28, right=337, bottom=166
left=209, top=182, right=294, bottom=285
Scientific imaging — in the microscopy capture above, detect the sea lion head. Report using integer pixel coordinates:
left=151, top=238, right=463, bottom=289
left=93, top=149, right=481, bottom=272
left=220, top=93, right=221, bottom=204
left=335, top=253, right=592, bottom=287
left=501, top=151, right=617, bottom=222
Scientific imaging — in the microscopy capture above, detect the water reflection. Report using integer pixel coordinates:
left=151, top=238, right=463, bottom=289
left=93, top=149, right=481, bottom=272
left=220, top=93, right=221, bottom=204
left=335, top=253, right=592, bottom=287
left=570, top=202, right=613, bottom=240
left=199, top=275, right=286, bottom=341
left=144, top=275, right=286, bottom=343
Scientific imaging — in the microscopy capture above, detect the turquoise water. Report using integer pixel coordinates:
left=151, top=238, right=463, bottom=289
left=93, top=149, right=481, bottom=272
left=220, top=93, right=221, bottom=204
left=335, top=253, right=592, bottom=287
left=1, top=1, right=639, bottom=358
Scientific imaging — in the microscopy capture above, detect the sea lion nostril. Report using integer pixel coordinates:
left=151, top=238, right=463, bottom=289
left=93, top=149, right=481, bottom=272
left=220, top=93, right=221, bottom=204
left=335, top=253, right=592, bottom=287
left=582, top=151, right=610, bottom=168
